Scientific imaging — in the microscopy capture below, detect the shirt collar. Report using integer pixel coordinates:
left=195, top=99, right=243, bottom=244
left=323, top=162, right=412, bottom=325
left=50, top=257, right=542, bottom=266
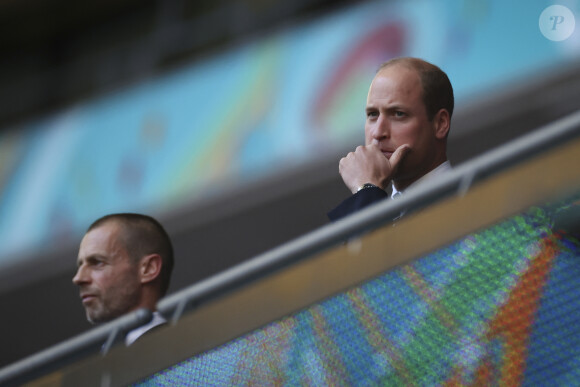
left=391, top=160, right=451, bottom=199
left=125, top=311, right=167, bottom=346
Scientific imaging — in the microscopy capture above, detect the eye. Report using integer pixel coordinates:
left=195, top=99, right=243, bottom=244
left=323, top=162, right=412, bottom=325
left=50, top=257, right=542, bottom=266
left=394, top=111, right=406, bottom=118
left=366, top=110, right=378, bottom=119
left=86, top=257, right=106, bottom=267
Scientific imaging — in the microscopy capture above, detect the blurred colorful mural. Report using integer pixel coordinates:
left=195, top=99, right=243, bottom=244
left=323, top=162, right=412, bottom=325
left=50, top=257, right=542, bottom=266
left=0, top=0, right=579, bottom=263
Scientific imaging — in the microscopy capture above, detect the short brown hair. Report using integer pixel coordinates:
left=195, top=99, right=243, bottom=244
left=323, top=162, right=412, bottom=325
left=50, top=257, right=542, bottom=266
left=379, top=57, right=454, bottom=122
left=88, top=213, right=174, bottom=297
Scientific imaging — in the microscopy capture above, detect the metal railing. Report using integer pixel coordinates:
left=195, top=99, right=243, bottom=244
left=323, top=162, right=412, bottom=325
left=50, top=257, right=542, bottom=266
left=0, top=309, right=152, bottom=387
left=1, top=108, right=580, bottom=386
left=158, top=108, right=580, bottom=323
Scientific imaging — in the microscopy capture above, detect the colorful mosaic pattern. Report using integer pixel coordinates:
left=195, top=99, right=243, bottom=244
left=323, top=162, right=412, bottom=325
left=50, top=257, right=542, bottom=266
left=137, top=195, right=580, bottom=386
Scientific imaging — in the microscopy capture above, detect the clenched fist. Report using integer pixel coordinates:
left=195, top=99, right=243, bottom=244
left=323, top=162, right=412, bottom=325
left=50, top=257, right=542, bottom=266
left=339, top=143, right=410, bottom=194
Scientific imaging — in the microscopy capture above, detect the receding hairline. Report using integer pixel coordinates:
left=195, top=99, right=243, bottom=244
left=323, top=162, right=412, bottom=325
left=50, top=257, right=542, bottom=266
left=370, top=62, right=423, bottom=91
left=372, top=59, right=436, bottom=91
left=87, top=213, right=165, bottom=237
left=377, top=57, right=441, bottom=75
left=375, top=57, right=454, bottom=121
left=85, top=214, right=163, bottom=262
left=84, top=218, right=135, bottom=260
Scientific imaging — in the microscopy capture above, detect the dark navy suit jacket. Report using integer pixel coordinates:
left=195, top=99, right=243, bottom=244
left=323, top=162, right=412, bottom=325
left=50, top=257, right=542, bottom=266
left=327, top=187, right=389, bottom=221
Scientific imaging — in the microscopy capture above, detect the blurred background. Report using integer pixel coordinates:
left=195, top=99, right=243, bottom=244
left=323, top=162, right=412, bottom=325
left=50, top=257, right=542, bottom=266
left=1, top=0, right=579, bottom=367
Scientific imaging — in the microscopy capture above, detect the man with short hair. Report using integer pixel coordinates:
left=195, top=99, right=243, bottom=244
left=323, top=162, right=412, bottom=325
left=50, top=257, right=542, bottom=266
left=328, top=57, right=453, bottom=220
left=73, top=213, right=174, bottom=345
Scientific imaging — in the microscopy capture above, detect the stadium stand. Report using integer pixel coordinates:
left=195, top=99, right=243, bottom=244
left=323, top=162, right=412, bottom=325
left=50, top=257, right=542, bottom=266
left=2, top=0, right=580, bottom=379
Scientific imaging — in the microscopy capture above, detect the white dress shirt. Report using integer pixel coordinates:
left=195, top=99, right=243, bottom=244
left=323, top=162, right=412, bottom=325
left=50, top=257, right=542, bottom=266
left=125, top=311, right=167, bottom=346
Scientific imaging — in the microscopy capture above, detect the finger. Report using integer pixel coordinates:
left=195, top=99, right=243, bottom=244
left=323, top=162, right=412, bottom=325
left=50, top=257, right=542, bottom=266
left=389, top=144, right=410, bottom=170
left=339, top=156, right=349, bottom=172
left=354, top=145, right=366, bottom=155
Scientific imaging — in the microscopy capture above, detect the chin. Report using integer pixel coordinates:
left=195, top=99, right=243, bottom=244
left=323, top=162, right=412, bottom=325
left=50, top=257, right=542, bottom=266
left=87, top=311, right=111, bottom=324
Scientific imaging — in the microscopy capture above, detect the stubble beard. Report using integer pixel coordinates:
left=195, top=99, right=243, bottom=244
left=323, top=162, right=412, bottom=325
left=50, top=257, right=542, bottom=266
left=85, top=301, right=114, bottom=324
left=85, top=291, right=141, bottom=324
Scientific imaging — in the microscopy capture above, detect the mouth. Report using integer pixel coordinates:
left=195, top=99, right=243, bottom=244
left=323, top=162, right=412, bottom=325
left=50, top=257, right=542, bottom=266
left=80, top=294, right=97, bottom=304
left=381, top=150, right=394, bottom=159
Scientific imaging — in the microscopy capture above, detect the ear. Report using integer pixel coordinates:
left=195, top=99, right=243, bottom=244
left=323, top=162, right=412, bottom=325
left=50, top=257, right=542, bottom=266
left=139, top=254, right=162, bottom=284
left=432, top=108, right=450, bottom=140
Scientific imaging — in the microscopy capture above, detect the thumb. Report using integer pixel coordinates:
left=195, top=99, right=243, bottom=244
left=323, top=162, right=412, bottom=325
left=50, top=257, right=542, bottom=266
left=389, top=144, right=410, bottom=171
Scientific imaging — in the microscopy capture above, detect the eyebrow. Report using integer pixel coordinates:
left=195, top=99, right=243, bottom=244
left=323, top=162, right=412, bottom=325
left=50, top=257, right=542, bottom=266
left=77, top=254, right=106, bottom=265
left=386, top=105, right=407, bottom=112
left=366, top=104, right=407, bottom=112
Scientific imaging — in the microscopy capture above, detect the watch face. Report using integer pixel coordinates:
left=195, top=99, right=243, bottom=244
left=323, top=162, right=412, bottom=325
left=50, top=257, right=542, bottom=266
left=358, top=183, right=377, bottom=192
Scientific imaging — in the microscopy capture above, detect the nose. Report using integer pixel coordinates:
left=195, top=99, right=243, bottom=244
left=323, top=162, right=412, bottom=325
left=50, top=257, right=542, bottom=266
left=369, top=115, right=390, bottom=143
left=72, top=264, right=89, bottom=286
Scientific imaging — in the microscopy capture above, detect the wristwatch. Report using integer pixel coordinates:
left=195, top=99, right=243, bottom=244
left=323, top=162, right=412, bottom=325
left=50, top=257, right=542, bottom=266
left=357, top=183, right=379, bottom=192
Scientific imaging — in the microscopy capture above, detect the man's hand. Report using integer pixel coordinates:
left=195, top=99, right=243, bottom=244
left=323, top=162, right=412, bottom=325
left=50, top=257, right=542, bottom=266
left=339, top=143, right=410, bottom=194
